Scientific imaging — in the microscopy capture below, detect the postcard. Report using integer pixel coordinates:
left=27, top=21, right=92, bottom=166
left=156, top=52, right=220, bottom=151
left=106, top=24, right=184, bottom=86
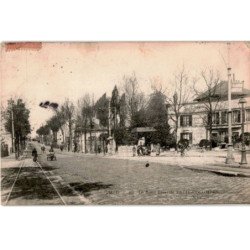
left=1, top=42, right=250, bottom=205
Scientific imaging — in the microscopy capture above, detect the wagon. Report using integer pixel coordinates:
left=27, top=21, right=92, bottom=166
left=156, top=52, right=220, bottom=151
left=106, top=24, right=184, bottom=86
left=47, top=152, right=57, bottom=161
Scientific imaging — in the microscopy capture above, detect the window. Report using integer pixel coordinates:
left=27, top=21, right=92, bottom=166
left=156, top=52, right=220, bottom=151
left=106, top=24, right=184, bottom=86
left=221, top=111, right=228, bottom=124
left=246, top=109, right=250, bottom=122
left=220, top=131, right=228, bottom=142
left=180, top=133, right=193, bottom=144
left=232, top=110, right=241, bottom=124
left=232, top=132, right=239, bottom=141
left=180, top=115, right=192, bottom=127
left=212, top=133, right=218, bottom=138
left=212, top=112, right=220, bottom=125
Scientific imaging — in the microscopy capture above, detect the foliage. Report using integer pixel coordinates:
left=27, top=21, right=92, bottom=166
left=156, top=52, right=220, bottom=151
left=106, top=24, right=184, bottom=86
left=4, top=98, right=31, bottom=141
left=146, top=90, right=170, bottom=146
left=47, top=112, right=64, bottom=132
left=130, top=108, right=148, bottom=128
left=36, top=124, right=50, bottom=136
left=193, top=69, right=223, bottom=149
left=166, top=66, right=191, bottom=149
left=119, top=93, right=127, bottom=127
left=76, top=94, right=95, bottom=153
left=111, top=85, right=119, bottom=113
left=61, top=99, right=75, bottom=150
left=199, top=139, right=211, bottom=148
left=122, top=73, right=146, bottom=127
left=165, top=133, right=177, bottom=148
left=95, top=93, right=109, bottom=127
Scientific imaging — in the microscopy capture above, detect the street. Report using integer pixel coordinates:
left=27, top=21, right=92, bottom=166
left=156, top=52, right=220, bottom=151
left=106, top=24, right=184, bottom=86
left=1, top=143, right=250, bottom=205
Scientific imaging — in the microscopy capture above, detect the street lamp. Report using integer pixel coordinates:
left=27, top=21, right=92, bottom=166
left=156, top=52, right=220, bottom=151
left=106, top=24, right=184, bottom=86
left=226, top=67, right=235, bottom=164
left=238, top=97, right=247, bottom=165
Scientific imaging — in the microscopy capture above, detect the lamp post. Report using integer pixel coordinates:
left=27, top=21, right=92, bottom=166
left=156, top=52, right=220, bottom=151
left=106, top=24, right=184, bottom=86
left=239, top=97, right=247, bottom=165
left=226, top=67, right=235, bottom=164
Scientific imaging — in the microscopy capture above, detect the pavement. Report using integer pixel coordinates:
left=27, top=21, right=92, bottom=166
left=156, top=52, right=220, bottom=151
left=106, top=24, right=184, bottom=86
left=1, top=149, right=89, bottom=205
left=1, top=144, right=250, bottom=205
left=39, top=150, right=250, bottom=204
left=51, top=147, right=250, bottom=178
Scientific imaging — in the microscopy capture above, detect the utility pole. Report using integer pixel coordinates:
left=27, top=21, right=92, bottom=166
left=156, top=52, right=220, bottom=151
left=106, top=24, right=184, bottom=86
left=108, top=99, right=111, bottom=137
left=11, top=99, right=15, bottom=154
left=114, top=106, right=117, bottom=152
left=225, top=63, right=235, bottom=164
left=239, top=97, right=247, bottom=165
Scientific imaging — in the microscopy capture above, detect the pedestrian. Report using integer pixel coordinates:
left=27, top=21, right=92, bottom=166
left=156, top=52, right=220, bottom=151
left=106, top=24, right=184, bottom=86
left=156, top=143, right=160, bottom=156
left=132, top=145, right=137, bottom=157
left=41, top=145, right=45, bottom=154
left=49, top=145, right=54, bottom=152
left=32, top=147, right=38, bottom=162
left=74, top=142, right=77, bottom=153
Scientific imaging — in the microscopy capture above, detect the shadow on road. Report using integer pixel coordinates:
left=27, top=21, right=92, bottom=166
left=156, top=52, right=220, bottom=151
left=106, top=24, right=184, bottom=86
left=2, top=166, right=62, bottom=201
left=2, top=164, right=113, bottom=203
left=69, top=182, right=113, bottom=197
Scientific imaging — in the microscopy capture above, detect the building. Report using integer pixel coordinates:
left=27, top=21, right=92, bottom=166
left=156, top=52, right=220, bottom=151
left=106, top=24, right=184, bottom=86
left=169, top=81, right=250, bottom=145
left=1, top=115, right=12, bottom=156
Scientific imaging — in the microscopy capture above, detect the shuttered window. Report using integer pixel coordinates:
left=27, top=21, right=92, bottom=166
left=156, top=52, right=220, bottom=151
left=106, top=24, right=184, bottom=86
left=232, top=110, right=241, bottom=124
left=180, top=115, right=192, bottom=127
left=246, top=109, right=250, bottom=122
left=212, top=112, right=220, bottom=125
left=221, top=111, right=228, bottom=124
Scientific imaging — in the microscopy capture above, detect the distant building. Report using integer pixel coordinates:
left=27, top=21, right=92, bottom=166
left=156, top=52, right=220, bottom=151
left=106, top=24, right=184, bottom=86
left=169, top=81, right=250, bottom=145
left=0, top=114, right=12, bottom=156
left=73, top=117, right=108, bottom=153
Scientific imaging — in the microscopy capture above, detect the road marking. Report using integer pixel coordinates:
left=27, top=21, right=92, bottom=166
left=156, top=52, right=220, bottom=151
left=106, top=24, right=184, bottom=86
left=5, top=159, right=25, bottom=205
left=35, top=161, right=67, bottom=205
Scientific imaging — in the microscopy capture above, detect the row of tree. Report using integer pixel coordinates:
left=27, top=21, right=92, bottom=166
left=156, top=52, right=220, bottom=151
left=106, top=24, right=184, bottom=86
left=36, top=68, right=224, bottom=151
left=3, top=99, right=31, bottom=157
left=35, top=73, right=172, bottom=151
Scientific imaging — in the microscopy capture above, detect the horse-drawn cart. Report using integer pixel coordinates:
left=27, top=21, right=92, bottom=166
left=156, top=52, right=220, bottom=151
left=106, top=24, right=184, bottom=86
left=47, top=152, right=57, bottom=161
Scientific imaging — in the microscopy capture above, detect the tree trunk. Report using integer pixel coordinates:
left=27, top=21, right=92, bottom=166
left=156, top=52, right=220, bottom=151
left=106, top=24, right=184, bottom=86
left=89, top=129, right=92, bottom=153
left=175, top=119, right=178, bottom=150
left=53, top=131, right=57, bottom=146
left=209, top=126, right=213, bottom=150
left=69, top=122, right=72, bottom=151
left=60, top=128, right=65, bottom=143
left=84, top=131, right=87, bottom=153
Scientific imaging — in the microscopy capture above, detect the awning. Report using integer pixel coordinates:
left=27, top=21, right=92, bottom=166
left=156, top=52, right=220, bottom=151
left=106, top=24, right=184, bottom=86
left=131, top=127, right=157, bottom=133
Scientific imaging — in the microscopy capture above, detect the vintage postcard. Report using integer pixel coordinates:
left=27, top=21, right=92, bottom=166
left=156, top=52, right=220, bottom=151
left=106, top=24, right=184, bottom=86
left=1, top=42, right=250, bottom=205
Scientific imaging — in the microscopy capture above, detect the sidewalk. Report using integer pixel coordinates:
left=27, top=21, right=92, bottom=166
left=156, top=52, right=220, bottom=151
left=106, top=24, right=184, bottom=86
left=42, top=146, right=250, bottom=178
left=1, top=154, right=20, bottom=170
left=107, top=150, right=250, bottom=178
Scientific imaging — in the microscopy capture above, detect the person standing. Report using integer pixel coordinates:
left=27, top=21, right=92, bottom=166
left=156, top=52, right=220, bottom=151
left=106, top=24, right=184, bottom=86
left=32, top=147, right=38, bottom=162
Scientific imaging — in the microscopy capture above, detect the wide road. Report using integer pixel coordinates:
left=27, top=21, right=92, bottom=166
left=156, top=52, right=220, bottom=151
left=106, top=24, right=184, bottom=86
left=37, top=145, right=250, bottom=205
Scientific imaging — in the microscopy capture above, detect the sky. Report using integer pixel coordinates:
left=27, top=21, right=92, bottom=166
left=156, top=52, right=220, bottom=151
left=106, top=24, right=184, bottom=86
left=1, top=42, right=249, bottom=136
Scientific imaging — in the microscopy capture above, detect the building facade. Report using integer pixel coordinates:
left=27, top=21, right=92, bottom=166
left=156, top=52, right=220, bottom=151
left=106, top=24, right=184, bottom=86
left=169, top=81, right=250, bottom=146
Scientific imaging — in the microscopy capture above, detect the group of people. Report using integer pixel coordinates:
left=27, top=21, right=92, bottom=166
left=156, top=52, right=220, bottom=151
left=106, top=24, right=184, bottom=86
left=132, top=137, right=161, bottom=157
left=31, top=144, right=55, bottom=162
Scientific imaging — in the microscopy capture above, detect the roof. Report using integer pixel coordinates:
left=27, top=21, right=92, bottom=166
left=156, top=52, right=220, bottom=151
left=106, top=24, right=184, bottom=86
left=131, top=127, right=157, bottom=133
left=194, top=81, right=250, bottom=102
left=75, top=122, right=107, bottom=133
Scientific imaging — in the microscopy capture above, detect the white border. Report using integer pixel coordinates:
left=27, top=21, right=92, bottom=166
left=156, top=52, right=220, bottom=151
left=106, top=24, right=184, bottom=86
left=1, top=1, right=250, bottom=250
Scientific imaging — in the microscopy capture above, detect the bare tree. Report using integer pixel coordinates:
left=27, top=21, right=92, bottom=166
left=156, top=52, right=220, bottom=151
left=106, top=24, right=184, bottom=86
left=76, top=94, right=95, bottom=153
left=121, top=72, right=146, bottom=127
left=61, top=99, right=75, bottom=151
left=166, top=67, right=191, bottom=147
left=193, top=69, right=224, bottom=149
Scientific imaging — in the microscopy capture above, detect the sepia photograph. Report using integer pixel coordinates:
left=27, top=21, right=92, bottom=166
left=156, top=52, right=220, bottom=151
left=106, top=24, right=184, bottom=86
left=1, top=41, right=250, bottom=205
